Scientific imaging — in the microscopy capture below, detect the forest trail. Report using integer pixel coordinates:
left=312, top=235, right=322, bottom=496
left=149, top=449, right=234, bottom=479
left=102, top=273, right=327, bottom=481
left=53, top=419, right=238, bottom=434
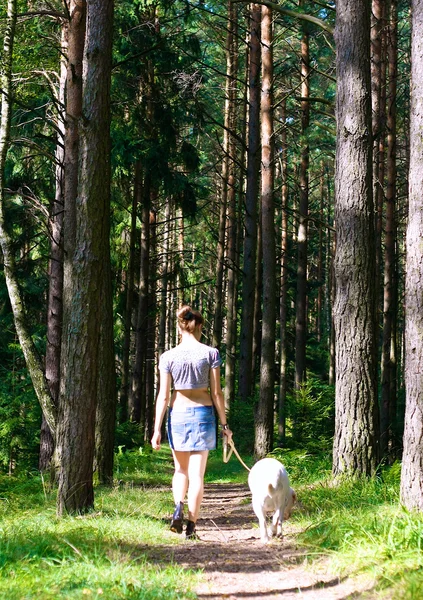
left=192, top=483, right=376, bottom=599
left=144, top=483, right=380, bottom=599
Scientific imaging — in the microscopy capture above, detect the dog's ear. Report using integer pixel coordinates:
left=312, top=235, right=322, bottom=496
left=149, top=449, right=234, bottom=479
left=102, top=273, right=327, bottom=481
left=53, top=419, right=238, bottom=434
left=291, top=489, right=297, bottom=504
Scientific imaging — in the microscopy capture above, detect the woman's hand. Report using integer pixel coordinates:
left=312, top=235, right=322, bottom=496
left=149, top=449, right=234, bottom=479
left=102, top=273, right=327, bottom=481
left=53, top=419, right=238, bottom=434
left=222, top=427, right=233, bottom=441
left=151, top=430, right=161, bottom=450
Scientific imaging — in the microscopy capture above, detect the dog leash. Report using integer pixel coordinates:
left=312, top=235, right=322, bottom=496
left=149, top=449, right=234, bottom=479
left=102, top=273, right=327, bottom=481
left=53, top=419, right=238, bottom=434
left=223, top=436, right=251, bottom=472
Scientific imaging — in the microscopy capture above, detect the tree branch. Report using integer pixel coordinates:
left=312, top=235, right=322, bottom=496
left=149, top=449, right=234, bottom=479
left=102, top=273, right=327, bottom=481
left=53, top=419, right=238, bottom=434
left=233, top=1, right=334, bottom=35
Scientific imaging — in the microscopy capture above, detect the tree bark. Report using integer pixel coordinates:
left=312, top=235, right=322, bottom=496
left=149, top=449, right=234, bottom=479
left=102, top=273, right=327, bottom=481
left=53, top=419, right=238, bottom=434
left=224, top=0, right=239, bottom=407
left=224, top=172, right=237, bottom=410
left=371, top=0, right=386, bottom=299
left=295, top=4, right=310, bottom=391
left=212, top=167, right=227, bottom=349
left=0, top=0, right=57, bottom=435
left=213, top=0, right=239, bottom=350
left=381, top=0, right=398, bottom=459
left=327, top=176, right=336, bottom=387
left=316, top=164, right=325, bottom=343
left=278, top=99, right=289, bottom=443
left=63, top=0, right=86, bottom=258
left=158, top=198, right=171, bottom=360
left=332, top=0, right=379, bottom=477
left=168, top=204, right=177, bottom=348
left=176, top=207, right=185, bottom=314
left=95, top=241, right=117, bottom=484
left=145, top=208, right=157, bottom=441
left=239, top=3, right=261, bottom=402
left=57, top=0, right=114, bottom=514
left=39, top=20, right=68, bottom=471
left=255, top=3, right=275, bottom=458
left=226, top=21, right=246, bottom=409
left=400, top=0, right=423, bottom=512
left=252, top=213, right=262, bottom=378
left=119, top=166, right=139, bottom=423
left=130, top=173, right=150, bottom=424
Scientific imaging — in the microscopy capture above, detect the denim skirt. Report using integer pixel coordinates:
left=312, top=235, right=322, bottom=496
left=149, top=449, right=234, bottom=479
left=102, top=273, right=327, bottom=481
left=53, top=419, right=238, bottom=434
left=167, top=405, right=216, bottom=451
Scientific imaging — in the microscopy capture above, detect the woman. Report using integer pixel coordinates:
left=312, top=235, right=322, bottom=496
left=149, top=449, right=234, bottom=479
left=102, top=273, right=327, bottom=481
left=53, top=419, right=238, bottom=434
left=151, top=305, right=232, bottom=539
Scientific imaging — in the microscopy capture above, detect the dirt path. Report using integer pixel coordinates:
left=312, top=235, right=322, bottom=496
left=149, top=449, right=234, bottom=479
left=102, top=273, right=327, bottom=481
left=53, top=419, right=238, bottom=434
left=144, top=483, right=380, bottom=599
left=185, top=483, right=377, bottom=599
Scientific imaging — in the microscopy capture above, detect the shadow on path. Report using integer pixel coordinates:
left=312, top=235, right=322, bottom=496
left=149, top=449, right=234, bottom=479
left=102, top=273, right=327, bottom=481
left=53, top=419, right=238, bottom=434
left=136, top=482, right=377, bottom=599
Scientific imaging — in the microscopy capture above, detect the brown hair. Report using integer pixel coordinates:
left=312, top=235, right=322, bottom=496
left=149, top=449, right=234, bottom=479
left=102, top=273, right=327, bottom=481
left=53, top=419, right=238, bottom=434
left=177, top=305, right=204, bottom=333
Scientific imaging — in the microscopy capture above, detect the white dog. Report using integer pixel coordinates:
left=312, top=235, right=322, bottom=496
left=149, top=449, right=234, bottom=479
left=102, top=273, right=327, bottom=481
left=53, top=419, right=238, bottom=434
left=248, top=457, right=296, bottom=543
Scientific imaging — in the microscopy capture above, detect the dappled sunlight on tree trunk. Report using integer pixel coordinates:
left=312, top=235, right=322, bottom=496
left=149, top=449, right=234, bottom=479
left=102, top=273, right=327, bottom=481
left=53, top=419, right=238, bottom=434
left=332, top=0, right=379, bottom=477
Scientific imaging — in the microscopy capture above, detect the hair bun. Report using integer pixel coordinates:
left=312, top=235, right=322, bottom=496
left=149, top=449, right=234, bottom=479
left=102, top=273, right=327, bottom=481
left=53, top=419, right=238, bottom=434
left=183, top=311, right=194, bottom=321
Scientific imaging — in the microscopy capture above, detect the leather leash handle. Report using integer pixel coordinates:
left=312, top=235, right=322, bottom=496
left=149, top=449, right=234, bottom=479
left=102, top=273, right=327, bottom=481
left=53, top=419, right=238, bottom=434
left=223, top=435, right=234, bottom=463
left=223, top=436, right=251, bottom=472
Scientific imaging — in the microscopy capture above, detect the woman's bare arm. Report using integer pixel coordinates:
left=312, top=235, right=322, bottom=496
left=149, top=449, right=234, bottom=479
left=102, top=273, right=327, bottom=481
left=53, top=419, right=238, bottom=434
left=210, top=367, right=232, bottom=438
left=151, top=371, right=171, bottom=450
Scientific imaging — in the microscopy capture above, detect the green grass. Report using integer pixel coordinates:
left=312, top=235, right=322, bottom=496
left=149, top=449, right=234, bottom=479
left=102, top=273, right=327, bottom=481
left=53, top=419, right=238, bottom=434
left=0, top=447, right=198, bottom=600
left=1, top=446, right=423, bottom=599
left=269, top=449, right=423, bottom=598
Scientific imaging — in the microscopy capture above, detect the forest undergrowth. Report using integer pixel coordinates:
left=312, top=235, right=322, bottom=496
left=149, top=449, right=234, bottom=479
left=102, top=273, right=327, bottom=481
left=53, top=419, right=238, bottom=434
left=0, top=446, right=422, bottom=599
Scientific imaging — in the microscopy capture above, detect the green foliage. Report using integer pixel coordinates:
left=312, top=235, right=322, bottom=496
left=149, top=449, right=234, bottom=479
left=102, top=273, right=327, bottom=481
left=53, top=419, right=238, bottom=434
left=111, top=0, right=205, bottom=217
left=227, top=397, right=256, bottom=454
left=0, top=305, right=41, bottom=473
left=113, top=446, right=173, bottom=486
left=286, top=376, right=334, bottom=451
left=114, top=421, right=146, bottom=452
left=269, top=448, right=332, bottom=486
left=205, top=447, right=253, bottom=484
left=0, top=3, right=52, bottom=476
left=292, top=460, right=423, bottom=597
left=0, top=369, right=40, bottom=473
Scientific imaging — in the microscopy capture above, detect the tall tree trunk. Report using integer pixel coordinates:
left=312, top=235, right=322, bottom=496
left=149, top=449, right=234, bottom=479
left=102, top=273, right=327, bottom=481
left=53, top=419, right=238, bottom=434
left=119, top=165, right=139, bottom=422
left=400, top=0, right=423, bottom=512
left=158, top=198, right=171, bottom=358
left=224, top=59, right=239, bottom=409
left=95, top=243, right=116, bottom=484
left=0, top=0, right=57, bottom=435
left=371, top=0, right=385, bottom=269
left=213, top=177, right=227, bottom=348
left=255, top=4, right=275, bottom=458
left=57, top=0, right=114, bottom=514
left=295, top=7, right=310, bottom=391
left=130, top=173, right=150, bottom=424
left=226, top=22, right=246, bottom=409
left=213, top=185, right=226, bottom=348
left=168, top=204, right=177, bottom=348
left=327, top=176, right=336, bottom=386
left=39, top=21, right=68, bottom=471
left=332, top=0, right=379, bottom=477
left=278, top=99, right=289, bottom=443
left=224, top=173, right=237, bottom=410
left=214, top=0, right=238, bottom=350
left=176, top=207, right=185, bottom=313
left=381, top=0, right=398, bottom=459
left=252, top=213, right=262, bottom=378
left=239, top=3, right=261, bottom=402
left=316, top=164, right=325, bottom=343
left=145, top=208, right=157, bottom=441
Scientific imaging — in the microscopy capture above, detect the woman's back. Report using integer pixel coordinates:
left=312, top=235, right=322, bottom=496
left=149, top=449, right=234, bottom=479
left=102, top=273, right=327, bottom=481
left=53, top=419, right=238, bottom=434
left=159, top=341, right=221, bottom=391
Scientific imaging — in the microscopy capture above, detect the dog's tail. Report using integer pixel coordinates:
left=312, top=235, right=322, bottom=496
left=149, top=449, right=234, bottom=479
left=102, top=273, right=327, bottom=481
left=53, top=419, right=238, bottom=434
left=268, top=483, right=276, bottom=496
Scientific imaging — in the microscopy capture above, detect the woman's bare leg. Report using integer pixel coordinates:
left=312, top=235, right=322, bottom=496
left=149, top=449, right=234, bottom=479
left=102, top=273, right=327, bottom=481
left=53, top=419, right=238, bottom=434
left=171, top=450, right=190, bottom=504
left=187, top=450, right=209, bottom=522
